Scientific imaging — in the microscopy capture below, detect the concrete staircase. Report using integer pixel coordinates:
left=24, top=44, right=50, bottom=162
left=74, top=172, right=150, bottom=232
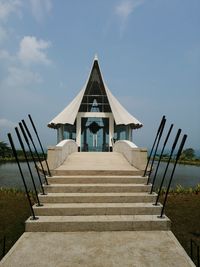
left=26, top=173, right=171, bottom=232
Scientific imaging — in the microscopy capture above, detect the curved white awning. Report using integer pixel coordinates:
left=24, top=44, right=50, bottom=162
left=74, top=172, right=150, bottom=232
left=48, top=57, right=143, bottom=129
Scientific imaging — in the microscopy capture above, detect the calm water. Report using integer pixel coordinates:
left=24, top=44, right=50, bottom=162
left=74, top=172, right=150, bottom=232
left=0, top=161, right=200, bottom=191
left=0, top=162, right=44, bottom=191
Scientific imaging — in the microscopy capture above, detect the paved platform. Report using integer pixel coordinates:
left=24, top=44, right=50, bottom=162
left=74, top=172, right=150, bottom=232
left=56, top=152, right=139, bottom=171
left=0, top=231, right=194, bottom=267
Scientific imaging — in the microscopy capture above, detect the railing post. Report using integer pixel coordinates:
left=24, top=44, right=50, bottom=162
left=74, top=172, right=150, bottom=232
left=7, top=133, right=38, bottom=220
left=19, top=122, right=46, bottom=195
left=28, top=114, right=51, bottom=177
left=191, top=239, right=194, bottom=261
left=150, top=124, right=173, bottom=194
left=15, top=127, right=42, bottom=206
left=154, top=128, right=182, bottom=206
left=2, top=236, right=6, bottom=258
left=147, top=118, right=166, bottom=184
left=22, top=119, right=48, bottom=185
left=159, top=134, right=187, bottom=218
left=143, top=115, right=166, bottom=177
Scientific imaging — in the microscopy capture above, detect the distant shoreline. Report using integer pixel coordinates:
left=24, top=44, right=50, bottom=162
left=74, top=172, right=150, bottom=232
left=0, top=156, right=45, bottom=164
left=156, top=158, right=200, bottom=167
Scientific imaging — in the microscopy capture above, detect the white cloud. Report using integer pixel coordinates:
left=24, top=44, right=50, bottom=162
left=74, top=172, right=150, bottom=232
left=30, top=0, right=52, bottom=22
left=3, top=66, right=42, bottom=88
left=0, top=118, right=16, bottom=128
left=115, top=0, right=144, bottom=35
left=0, top=0, right=22, bottom=21
left=0, top=49, right=14, bottom=61
left=18, top=36, right=51, bottom=65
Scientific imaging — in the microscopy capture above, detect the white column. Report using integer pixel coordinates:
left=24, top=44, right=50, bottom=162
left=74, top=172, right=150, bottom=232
left=129, top=126, right=133, bottom=141
left=57, top=125, right=64, bottom=143
left=109, top=115, right=114, bottom=147
left=76, top=114, right=81, bottom=148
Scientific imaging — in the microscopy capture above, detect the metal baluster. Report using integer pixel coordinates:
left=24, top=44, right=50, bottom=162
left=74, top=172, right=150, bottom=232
left=154, top=129, right=182, bottom=206
left=7, top=133, right=38, bottom=220
left=21, top=120, right=48, bottom=185
left=2, top=236, right=6, bottom=258
left=143, top=115, right=165, bottom=177
left=147, top=118, right=166, bottom=184
left=191, top=239, right=193, bottom=261
left=197, top=243, right=200, bottom=267
left=159, top=134, right=187, bottom=218
left=28, top=114, right=51, bottom=177
left=15, top=127, right=42, bottom=206
left=19, top=122, right=46, bottom=195
left=150, top=124, right=173, bottom=194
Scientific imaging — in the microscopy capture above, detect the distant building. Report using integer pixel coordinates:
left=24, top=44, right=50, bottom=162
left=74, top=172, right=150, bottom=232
left=48, top=56, right=143, bottom=151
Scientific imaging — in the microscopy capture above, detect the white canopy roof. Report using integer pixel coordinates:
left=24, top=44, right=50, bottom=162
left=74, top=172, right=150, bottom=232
left=48, top=57, right=143, bottom=129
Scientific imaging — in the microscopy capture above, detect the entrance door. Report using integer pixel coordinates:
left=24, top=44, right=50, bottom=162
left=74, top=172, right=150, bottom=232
left=81, top=117, right=109, bottom=151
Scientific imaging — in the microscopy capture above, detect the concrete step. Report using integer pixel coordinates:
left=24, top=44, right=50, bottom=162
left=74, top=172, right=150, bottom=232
left=51, top=170, right=143, bottom=176
left=39, top=192, right=157, bottom=203
left=25, top=215, right=170, bottom=232
left=33, top=203, right=162, bottom=216
left=43, top=184, right=151, bottom=193
left=47, top=175, right=148, bottom=184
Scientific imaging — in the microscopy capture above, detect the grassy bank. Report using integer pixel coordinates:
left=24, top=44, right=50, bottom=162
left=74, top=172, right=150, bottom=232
left=0, top=188, right=34, bottom=259
left=0, top=187, right=199, bottom=264
left=160, top=192, right=200, bottom=265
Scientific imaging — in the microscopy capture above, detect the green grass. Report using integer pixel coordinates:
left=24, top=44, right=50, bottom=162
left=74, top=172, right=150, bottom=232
left=160, top=191, right=200, bottom=266
left=0, top=188, right=34, bottom=259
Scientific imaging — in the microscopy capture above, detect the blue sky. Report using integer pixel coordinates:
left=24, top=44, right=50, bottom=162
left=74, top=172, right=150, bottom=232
left=0, top=0, right=199, bottom=150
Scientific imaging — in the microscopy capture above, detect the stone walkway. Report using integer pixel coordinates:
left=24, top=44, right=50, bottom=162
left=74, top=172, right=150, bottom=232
left=0, top=231, right=194, bottom=267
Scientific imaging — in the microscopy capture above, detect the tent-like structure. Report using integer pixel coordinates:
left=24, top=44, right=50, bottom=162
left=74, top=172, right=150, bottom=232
left=48, top=56, right=143, bottom=151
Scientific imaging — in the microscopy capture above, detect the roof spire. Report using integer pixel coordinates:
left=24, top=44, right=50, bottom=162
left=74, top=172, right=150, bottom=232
left=94, top=53, right=98, bottom=61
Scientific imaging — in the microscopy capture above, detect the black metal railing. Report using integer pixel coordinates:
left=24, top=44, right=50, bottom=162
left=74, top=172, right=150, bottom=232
left=15, top=127, right=42, bottom=206
left=21, top=119, right=48, bottom=185
left=7, top=133, right=38, bottom=220
left=143, top=115, right=166, bottom=177
left=19, top=122, right=46, bottom=195
left=150, top=123, right=173, bottom=194
left=154, top=128, right=182, bottom=206
left=191, top=239, right=200, bottom=267
left=159, top=134, right=187, bottom=218
left=28, top=114, right=51, bottom=177
left=146, top=117, right=166, bottom=184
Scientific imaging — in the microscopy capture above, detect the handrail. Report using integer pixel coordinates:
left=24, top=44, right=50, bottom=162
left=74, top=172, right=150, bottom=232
left=19, top=122, right=46, bottom=195
left=159, top=134, right=187, bottom=218
left=7, top=133, right=38, bottom=220
left=21, top=120, right=48, bottom=185
left=28, top=114, right=51, bottom=177
left=143, top=115, right=165, bottom=177
left=15, top=127, right=42, bottom=207
left=150, top=124, right=173, bottom=194
left=154, top=128, right=182, bottom=206
left=146, top=118, right=166, bottom=184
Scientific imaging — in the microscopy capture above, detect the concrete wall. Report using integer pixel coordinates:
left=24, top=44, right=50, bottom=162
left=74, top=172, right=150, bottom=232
left=113, top=140, right=147, bottom=171
left=47, top=139, right=78, bottom=170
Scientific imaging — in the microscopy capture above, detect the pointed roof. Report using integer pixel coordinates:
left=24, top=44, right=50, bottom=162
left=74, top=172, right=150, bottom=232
left=48, top=57, right=143, bottom=129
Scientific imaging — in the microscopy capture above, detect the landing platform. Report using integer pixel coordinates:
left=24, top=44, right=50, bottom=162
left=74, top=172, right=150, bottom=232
left=54, top=152, right=142, bottom=176
left=0, top=231, right=194, bottom=267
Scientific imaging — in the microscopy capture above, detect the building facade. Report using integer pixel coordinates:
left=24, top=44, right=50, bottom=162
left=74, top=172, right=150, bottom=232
left=48, top=56, right=143, bottom=151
